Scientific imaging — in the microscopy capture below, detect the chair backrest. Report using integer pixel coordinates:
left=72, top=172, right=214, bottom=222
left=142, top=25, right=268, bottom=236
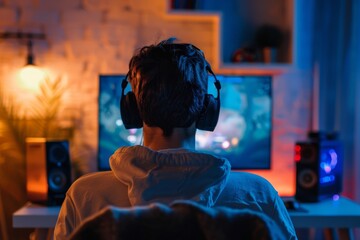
left=69, top=201, right=285, bottom=240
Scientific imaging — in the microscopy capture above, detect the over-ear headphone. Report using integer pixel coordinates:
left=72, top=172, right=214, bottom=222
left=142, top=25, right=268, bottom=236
left=196, top=66, right=221, bottom=131
left=120, top=68, right=221, bottom=131
left=120, top=74, right=143, bottom=129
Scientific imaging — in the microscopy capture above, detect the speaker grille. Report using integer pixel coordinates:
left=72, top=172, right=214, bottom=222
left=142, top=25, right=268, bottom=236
left=297, top=169, right=317, bottom=189
left=49, top=144, right=68, bottom=164
left=298, top=143, right=317, bottom=163
left=48, top=169, right=68, bottom=192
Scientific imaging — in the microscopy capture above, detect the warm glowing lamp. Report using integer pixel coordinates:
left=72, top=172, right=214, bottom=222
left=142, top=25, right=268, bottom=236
left=0, top=32, right=46, bottom=89
left=18, top=38, right=47, bottom=90
left=20, top=65, right=45, bottom=81
left=18, top=65, right=46, bottom=91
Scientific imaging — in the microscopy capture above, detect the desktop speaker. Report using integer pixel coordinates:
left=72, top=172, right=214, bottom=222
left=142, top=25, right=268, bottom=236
left=295, top=132, right=343, bottom=202
left=26, top=138, right=72, bottom=206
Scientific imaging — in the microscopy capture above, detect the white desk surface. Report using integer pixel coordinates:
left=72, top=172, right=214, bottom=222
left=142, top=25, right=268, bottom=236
left=289, top=197, right=360, bottom=228
left=13, top=202, right=60, bottom=228
left=13, top=197, right=360, bottom=229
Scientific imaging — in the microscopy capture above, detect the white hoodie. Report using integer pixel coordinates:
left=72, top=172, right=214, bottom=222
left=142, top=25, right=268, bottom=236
left=54, top=146, right=297, bottom=239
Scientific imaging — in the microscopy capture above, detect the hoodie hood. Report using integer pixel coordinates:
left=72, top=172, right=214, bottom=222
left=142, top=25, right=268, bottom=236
left=110, top=146, right=231, bottom=207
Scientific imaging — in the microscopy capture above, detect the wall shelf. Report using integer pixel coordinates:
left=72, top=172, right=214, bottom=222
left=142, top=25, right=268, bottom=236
left=170, top=0, right=294, bottom=74
left=217, top=63, right=293, bottom=76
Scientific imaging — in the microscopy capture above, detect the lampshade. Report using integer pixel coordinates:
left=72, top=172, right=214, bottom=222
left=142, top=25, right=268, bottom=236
left=18, top=65, right=46, bottom=91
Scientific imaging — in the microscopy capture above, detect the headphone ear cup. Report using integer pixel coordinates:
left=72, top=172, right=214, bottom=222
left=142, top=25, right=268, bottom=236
left=120, top=92, right=143, bottom=129
left=196, top=94, right=220, bottom=131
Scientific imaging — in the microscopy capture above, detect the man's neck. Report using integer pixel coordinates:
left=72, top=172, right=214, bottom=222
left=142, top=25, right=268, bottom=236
left=142, top=124, right=196, bottom=151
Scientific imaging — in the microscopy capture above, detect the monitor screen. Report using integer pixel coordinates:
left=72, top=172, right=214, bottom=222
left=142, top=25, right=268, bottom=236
left=98, top=74, right=272, bottom=170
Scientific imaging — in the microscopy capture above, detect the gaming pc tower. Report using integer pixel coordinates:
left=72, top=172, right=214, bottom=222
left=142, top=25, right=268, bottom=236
left=295, top=132, right=343, bottom=202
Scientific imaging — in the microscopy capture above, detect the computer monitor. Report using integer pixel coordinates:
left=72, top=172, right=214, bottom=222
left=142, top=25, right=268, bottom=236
left=98, top=74, right=272, bottom=170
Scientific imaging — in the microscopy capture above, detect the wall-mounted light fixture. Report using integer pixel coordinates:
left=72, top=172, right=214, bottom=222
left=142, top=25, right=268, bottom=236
left=0, top=32, right=46, bottom=85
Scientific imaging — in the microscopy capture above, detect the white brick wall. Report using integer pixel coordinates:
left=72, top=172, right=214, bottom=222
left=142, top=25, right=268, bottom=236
left=20, top=8, right=60, bottom=25
left=0, top=7, right=17, bottom=26
left=61, top=9, right=102, bottom=26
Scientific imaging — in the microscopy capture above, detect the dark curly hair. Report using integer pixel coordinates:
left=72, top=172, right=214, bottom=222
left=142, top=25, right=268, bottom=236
left=128, top=38, right=209, bottom=137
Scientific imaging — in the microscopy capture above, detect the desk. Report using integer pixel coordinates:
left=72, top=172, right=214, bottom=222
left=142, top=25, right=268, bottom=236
left=289, top=197, right=360, bottom=228
left=13, top=197, right=360, bottom=239
left=287, top=197, right=360, bottom=240
left=13, top=202, right=60, bottom=228
left=13, top=202, right=60, bottom=240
